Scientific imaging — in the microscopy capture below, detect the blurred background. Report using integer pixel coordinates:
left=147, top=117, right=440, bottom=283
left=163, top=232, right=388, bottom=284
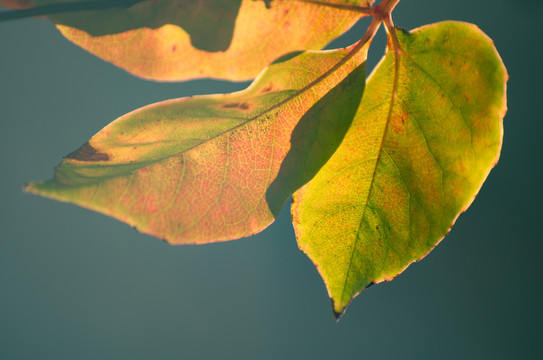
left=1, top=0, right=542, bottom=358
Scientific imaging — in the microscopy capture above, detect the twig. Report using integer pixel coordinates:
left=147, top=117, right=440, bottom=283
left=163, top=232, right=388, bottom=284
left=0, top=0, right=142, bottom=22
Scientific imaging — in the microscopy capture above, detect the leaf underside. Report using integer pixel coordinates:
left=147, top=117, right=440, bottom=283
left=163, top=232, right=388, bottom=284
left=8, top=0, right=374, bottom=81
left=292, top=21, right=507, bottom=317
left=26, top=40, right=370, bottom=244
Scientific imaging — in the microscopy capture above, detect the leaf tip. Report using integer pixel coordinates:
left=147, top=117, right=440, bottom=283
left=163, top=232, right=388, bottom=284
left=331, top=281, right=378, bottom=321
left=332, top=301, right=346, bottom=323
left=22, top=181, right=38, bottom=194
left=332, top=311, right=344, bottom=322
left=22, top=180, right=58, bottom=199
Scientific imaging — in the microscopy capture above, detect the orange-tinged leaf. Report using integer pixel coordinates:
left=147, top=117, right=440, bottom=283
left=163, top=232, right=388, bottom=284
left=26, top=39, right=370, bottom=244
left=5, top=0, right=374, bottom=81
left=291, top=22, right=507, bottom=317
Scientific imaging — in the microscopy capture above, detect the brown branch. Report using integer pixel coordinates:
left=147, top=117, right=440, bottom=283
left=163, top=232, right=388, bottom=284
left=0, top=0, right=142, bottom=22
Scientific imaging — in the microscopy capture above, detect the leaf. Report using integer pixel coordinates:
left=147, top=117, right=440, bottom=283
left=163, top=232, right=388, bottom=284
left=25, top=39, right=370, bottom=244
left=32, top=0, right=244, bottom=52
left=291, top=21, right=507, bottom=318
left=4, top=0, right=374, bottom=80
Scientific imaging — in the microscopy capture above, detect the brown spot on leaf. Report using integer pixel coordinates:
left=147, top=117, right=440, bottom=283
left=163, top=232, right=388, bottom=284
left=391, top=112, right=408, bottom=133
left=261, top=84, right=274, bottom=93
left=171, top=44, right=177, bottom=52
left=65, top=142, right=109, bottom=162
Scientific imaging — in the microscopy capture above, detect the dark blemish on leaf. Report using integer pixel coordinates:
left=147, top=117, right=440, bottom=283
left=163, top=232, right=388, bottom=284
left=133, top=146, right=137, bottom=150
left=65, top=142, right=109, bottom=162
left=283, top=8, right=289, bottom=15
left=261, top=85, right=274, bottom=93
left=171, top=44, right=177, bottom=52
left=392, top=113, right=407, bottom=133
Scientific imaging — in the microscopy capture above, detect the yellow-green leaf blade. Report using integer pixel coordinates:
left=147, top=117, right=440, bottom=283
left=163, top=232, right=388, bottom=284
left=7, top=0, right=374, bottom=81
left=26, top=40, right=370, bottom=244
left=292, top=21, right=507, bottom=317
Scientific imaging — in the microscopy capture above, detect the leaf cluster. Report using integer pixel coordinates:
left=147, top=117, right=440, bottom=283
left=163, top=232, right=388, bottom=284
left=1, top=0, right=507, bottom=318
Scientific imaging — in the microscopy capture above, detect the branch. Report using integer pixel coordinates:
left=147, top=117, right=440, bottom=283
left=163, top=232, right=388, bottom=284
left=0, top=0, right=143, bottom=22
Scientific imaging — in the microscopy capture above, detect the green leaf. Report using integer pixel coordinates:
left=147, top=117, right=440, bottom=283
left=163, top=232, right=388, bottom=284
left=5, top=0, right=374, bottom=80
left=25, top=40, right=370, bottom=244
left=291, top=21, right=507, bottom=318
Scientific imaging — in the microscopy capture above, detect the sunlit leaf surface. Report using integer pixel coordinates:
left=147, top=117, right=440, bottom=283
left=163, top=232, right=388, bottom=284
left=292, top=22, right=507, bottom=317
left=26, top=40, right=370, bottom=244
left=4, top=0, right=374, bottom=80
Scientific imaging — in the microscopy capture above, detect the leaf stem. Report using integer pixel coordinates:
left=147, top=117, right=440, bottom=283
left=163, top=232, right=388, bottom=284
left=383, top=13, right=402, bottom=55
left=0, top=0, right=142, bottom=22
left=296, top=0, right=373, bottom=14
left=374, top=0, right=400, bottom=17
left=295, top=0, right=401, bottom=17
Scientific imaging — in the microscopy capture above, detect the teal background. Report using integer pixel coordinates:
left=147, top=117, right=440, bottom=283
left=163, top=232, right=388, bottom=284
left=1, top=0, right=542, bottom=358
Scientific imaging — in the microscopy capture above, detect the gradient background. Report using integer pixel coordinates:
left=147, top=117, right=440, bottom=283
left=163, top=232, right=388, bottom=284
left=1, top=0, right=542, bottom=358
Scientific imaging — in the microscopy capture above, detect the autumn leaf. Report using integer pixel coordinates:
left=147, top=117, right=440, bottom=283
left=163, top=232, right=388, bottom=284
left=2, top=0, right=374, bottom=80
left=291, top=21, right=507, bottom=318
left=25, top=38, right=371, bottom=244
left=30, top=0, right=243, bottom=52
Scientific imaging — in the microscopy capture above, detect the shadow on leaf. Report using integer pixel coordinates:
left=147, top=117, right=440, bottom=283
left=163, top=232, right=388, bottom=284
left=266, top=62, right=367, bottom=216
